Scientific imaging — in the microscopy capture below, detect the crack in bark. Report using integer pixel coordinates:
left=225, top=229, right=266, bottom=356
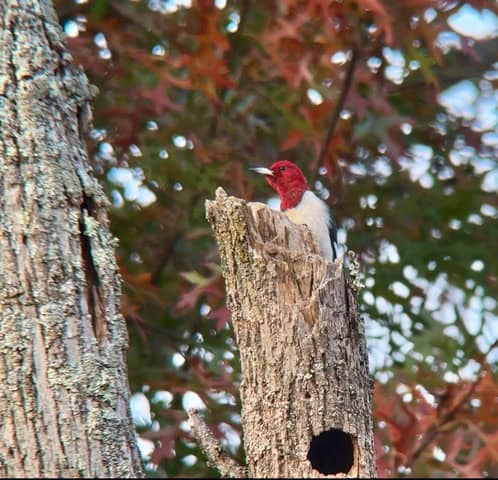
left=79, top=193, right=105, bottom=341
left=7, top=15, right=23, bottom=166
left=76, top=102, right=92, bottom=141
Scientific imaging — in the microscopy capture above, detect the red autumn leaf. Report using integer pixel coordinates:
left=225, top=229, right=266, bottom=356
left=263, top=14, right=306, bottom=45
left=176, top=284, right=223, bottom=313
left=150, top=429, right=178, bottom=463
left=445, top=431, right=466, bottom=463
left=374, top=432, right=392, bottom=477
left=175, top=285, right=206, bottom=312
left=137, top=83, right=185, bottom=115
left=280, top=128, right=305, bottom=151
left=197, top=0, right=230, bottom=53
left=206, top=306, right=231, bottom=332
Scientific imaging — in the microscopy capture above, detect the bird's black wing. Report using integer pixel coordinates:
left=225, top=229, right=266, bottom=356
left=329, top=213, right=338, bottom=261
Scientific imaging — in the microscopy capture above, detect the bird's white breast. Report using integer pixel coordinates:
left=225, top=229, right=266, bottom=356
left=284, top=190, right=334, bottom=261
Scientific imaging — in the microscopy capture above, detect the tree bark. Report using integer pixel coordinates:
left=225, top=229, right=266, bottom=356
left=203, top=188, right=376, bottom=478
left=0, top=1, right=144, bottom=477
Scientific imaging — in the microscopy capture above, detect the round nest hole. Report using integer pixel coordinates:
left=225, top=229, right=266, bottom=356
left=307, top=428, right=354, bottom=475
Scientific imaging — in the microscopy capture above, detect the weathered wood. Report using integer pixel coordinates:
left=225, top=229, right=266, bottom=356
left=0, top=1, right=143, bottom=477
left=204, top=187, right=376, bottom=478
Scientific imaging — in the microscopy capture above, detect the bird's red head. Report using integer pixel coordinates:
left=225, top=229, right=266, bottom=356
left=251, top=160, right=309, bottom=211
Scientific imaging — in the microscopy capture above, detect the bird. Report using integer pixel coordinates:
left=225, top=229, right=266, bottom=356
left=251, top=160, right=337, bottom=261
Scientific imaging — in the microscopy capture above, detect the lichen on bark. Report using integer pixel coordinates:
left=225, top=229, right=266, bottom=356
left=0, top=0, right=143, bottom=477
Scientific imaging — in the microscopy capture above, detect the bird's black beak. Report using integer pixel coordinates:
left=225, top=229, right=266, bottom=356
left=250, top=167, right=274, bottom=176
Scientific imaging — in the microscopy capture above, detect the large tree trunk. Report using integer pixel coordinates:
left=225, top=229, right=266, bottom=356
left=200, top=188, right=376, bottom=478
left=0, top=1, right=144, bottom=477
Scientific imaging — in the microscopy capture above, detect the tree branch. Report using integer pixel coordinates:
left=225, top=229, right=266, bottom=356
left=150, top=232, right=180, bottom=285
left=407, top=372, right=483, bottom=465
left=313, top=45, right=359, bottom=178
left=187, top=409, right=247, bottom=478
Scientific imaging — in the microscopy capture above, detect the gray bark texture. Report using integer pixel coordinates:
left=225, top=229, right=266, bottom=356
left=204, top=188, right=376, bottom=478
left=0, top=1, right=144, bottom=477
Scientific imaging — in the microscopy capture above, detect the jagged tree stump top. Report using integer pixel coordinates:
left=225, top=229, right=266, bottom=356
left=203, top=188, right=376, bottom=478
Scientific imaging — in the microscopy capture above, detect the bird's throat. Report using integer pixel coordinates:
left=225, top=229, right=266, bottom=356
left=279, top=188, right=307, bottom=211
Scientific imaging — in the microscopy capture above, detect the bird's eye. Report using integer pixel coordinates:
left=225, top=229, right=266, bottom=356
left=278, top=166, right=287, bottom=172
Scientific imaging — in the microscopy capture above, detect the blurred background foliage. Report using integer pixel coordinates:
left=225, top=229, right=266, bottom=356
left=55, top=0, right=497, bottom=477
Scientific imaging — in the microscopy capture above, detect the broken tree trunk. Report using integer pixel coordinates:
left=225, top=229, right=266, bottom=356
left=199, top=187, right=376, bottom=478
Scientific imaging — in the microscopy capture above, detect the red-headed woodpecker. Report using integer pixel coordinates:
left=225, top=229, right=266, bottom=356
left=251, top=160, right=337, bottom=261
